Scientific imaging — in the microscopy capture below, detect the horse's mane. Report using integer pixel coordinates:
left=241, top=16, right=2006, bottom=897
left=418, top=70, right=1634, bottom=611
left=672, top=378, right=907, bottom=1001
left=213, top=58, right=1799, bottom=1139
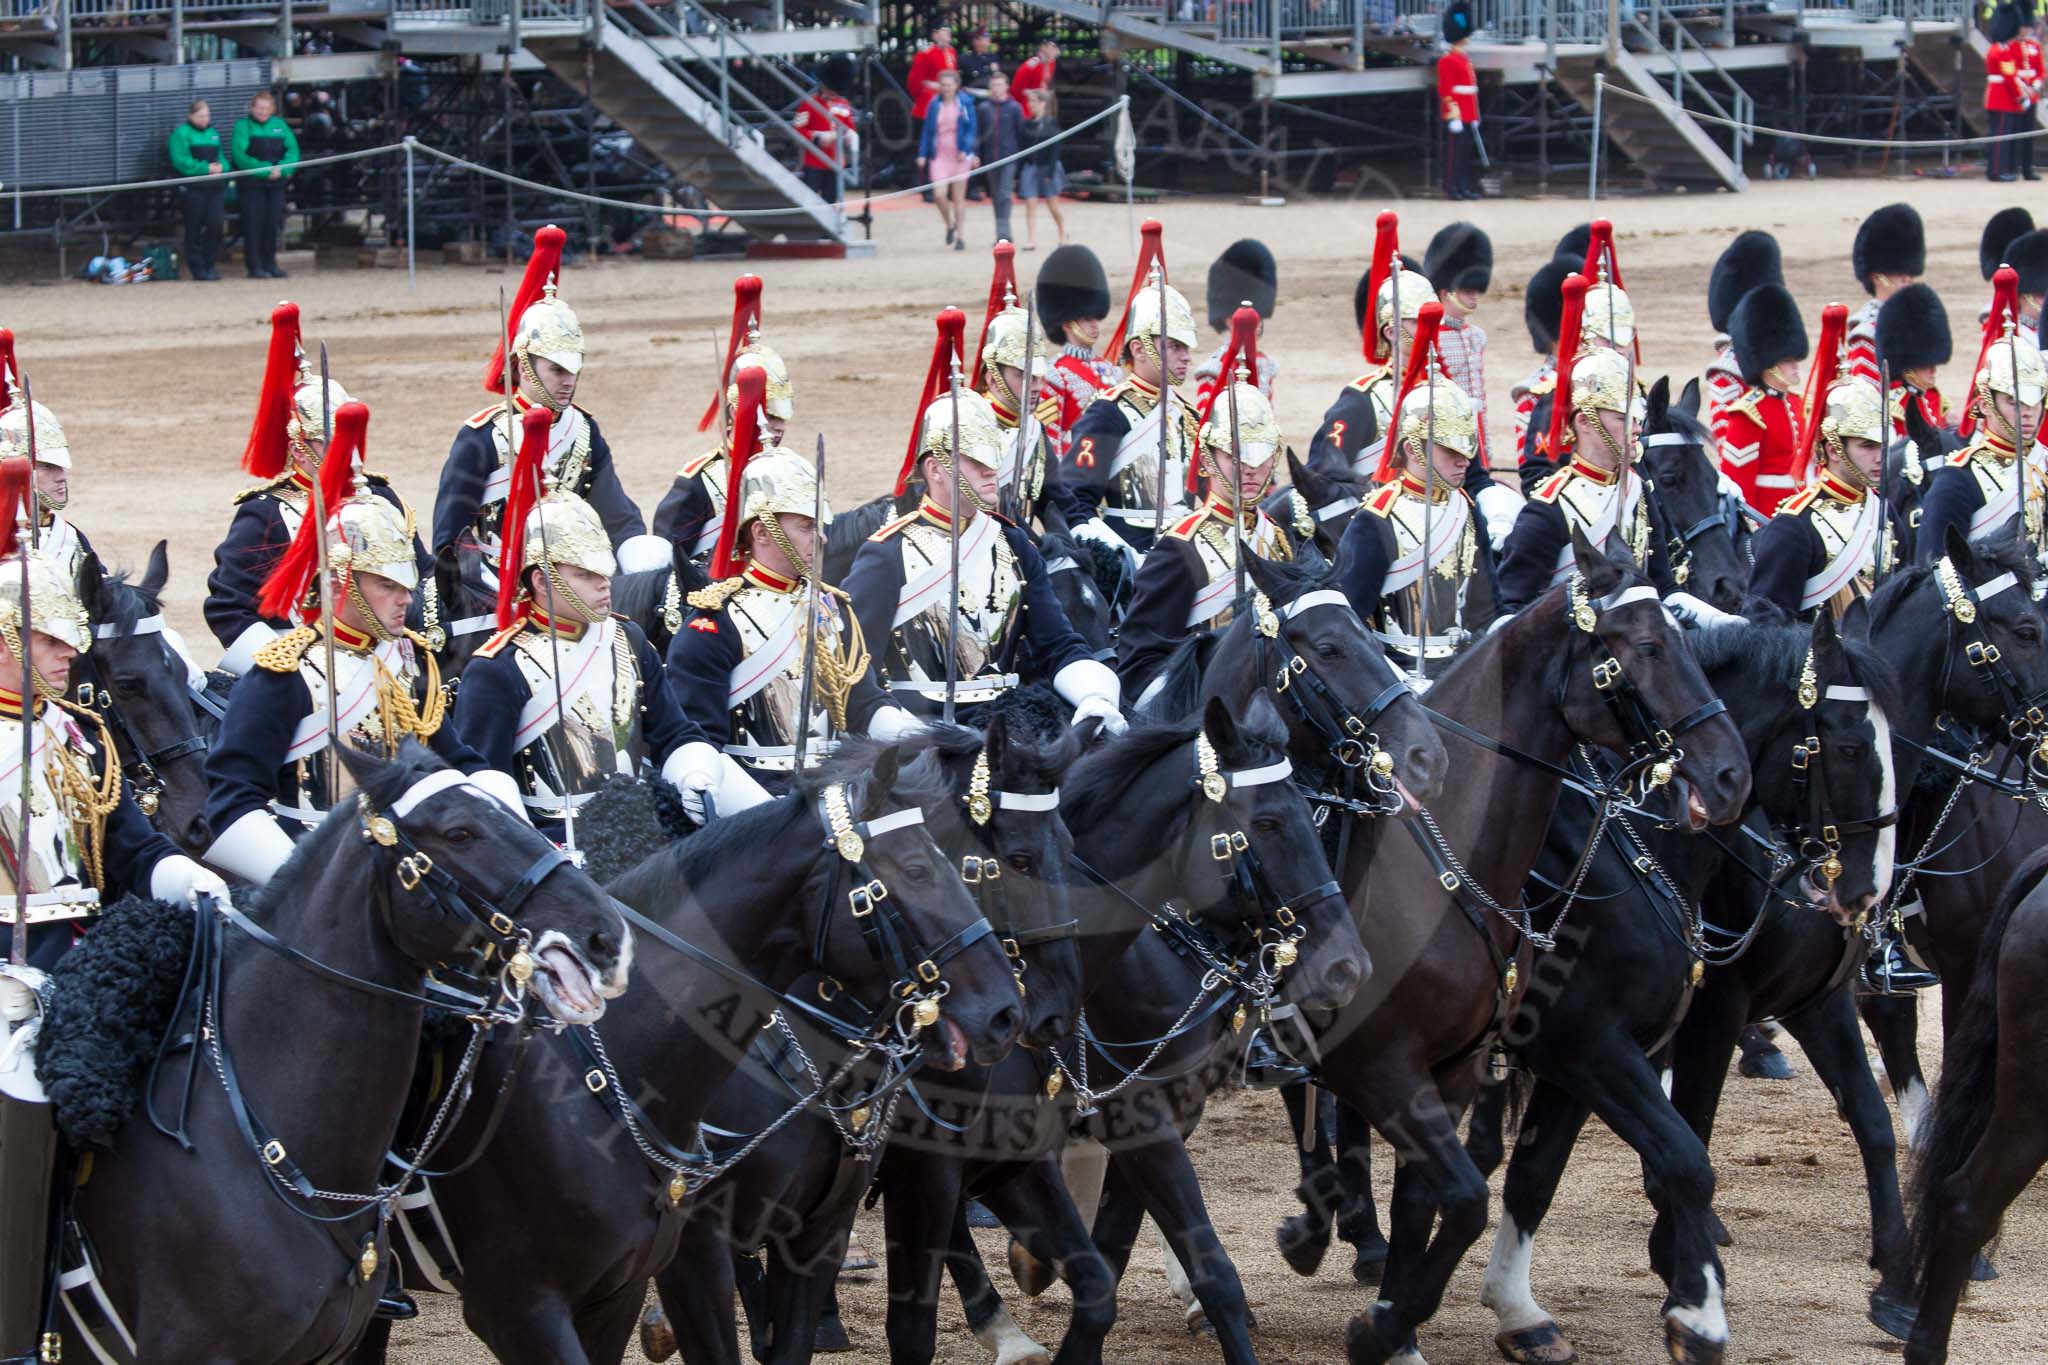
left=253, top=740, right=450, bottom=918
left=1687, top=618, right=1903, bottom=730
left=1064, top=704, right=1287, bottom=831
left=610, top=565, right=679, bottom=631
left=93, top=569, right=158, bottom=636
left=1256, top=552, right=1344, bottom=601
left=1139, top=633, right=1215, bottom=723
left=1649, top=401, right=1714, bottom=451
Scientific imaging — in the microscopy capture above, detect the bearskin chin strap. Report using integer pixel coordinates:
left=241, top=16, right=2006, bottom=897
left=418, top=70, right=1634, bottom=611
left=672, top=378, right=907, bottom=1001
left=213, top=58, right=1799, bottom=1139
left=518, top=354, right=567, bottom=417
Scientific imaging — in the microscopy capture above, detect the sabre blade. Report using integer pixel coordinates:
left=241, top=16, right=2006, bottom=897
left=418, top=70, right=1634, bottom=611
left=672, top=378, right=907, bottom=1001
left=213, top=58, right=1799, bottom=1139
left=944, top=358, right=964, bottom=725
left=1013, top=287, right=1039, bottom=519
left=10, top=378, right=31, bottom=963
left=312, top=343, right=342, bottom=806
left=1153, top=264, right=1170, bottom=536
left=792, top=433, right=825, bottom=771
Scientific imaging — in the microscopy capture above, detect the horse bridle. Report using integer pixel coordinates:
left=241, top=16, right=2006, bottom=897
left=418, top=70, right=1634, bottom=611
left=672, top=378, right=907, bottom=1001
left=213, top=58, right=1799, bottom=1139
left=955, top=744, right=1076, bottom=976
left=1565, top=578, right=1729, bottom=798
left=1783, top=650, right=1898, bottom=898
left=81, top=613, right=210, bottom=819
left=1257, top=589, right=1408, bottom=779
left=1930, top=558, right=2048, bottom=756
left=1641, top=430, right=1727, bottom=591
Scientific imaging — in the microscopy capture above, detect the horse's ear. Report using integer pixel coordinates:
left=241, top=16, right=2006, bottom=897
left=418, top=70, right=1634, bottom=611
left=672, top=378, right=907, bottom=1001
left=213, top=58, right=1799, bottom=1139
left=1942, top=524, right=1976, bottom=578
left=1241, top=551, right=1280, bottom=597
left=1677, top=377, right=1701, bottom=420
left=1202, top=693, right=1241, bottom=762
left=144, top=539, right=170, bottom=596
left=337, top=742, right=390, bottom=795
left=1810, top=603, right=1843, bottom=664
left=1286, top=445, right=1317, bottom=494
left=982, top=711, right=1010, bottom=777
left=1039, top=498, right=1071, bottom=539
left=1569, top=524, right=1621, bottom=596
left=863, top=743, right=902, bottom=818
left=1839, top=593, right=1872, bottom=643
left=75, top=556, right=102, bottom=623
left=1645, top=375, right=1670, bottom=426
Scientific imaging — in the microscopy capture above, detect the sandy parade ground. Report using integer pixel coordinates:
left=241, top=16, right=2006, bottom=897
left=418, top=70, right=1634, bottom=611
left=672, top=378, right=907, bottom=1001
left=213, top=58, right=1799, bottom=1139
left=6, top=175, right=2047, bottom=1361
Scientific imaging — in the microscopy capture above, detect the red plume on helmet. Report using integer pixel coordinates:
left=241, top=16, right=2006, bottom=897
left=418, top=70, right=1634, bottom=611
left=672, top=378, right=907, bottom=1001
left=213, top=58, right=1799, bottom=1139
left=0, top=456, right=31, bottom=561
left=1797, top=303, right=1849, bottom=476
left=258, top=401, right=369, bottom=622
left=1376, top=303, right=1446, bottom=483
left=1102, top=219, right=1167, bottom=362
left=1190, top=305, right=1265, bottom=496
left=896, top=308, right=969, bottom=498
left=1543, top=274, right=1593, bottom=464
left=494, top=407, right=554, bottom=631
left=1363, top=211, right=1401, bottom=364
left=710, top=367, right=770, bottom=581
left=1960, top=265, right=2022, bottom=441
left=0, top=330, right=16, bottom=419
left=972, top=242, right=1019, bottom=388
left=699, top=274, right=765, bottom=433
left=484, top=225, right=567, bottom=394
left=1582, top=219, right=1625, bottom=289
left=242, top=302, right=304, bottom=479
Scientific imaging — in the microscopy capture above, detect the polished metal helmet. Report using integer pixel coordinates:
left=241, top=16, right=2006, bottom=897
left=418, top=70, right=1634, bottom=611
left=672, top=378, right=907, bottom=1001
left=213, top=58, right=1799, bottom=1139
left=918, top=390, right=1007, bottom=472
left=1199, top=381, right=1282, bottom=466
left=982, top=304, right=1050, bottom=380
left=1579, top=268, right=1636, bottom=350
left=514, top=278, right=585, bottom=377
left=1123, top=265, right=1199, bottom=353
left=729, top=337, right=795, bottom=422
left=735, top=445, right=832, bottom=544
left=1569, top=347, right=1634, bottom=420
left=519, top=491, right=616, bottom=579
left=1978, top=321, right=2048, bottom=406
left=1819, top=377, right=1888, bottom=454
left=1376, top=266, right=1438, bottom=341
left=1393, top=375, right=1482, bottom=464
left=0, top=546, right=91, bottom=653
left=0, top=391, right=69, bottom=471
left=287, top=373, right=351, bottom=466
left=332, top=490, right=422, bottom=590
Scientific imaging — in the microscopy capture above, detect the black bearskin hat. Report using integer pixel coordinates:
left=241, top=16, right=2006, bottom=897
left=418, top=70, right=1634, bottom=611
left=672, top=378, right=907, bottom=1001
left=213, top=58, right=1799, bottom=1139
left=1981, top=207, right=2035, bottom=280
left=819, top=53, right=854, bottom=93
left=1524, top=256, right=1576, bottom=355
left=1709, top=231, right=1783, bottom=335
left=1991, top=3, right=2021, bottom=44
left=1729, top=284, right=1807, bottom=386
left=2008, top=229, right=2048, bottom=297
left=1555, top=224, right=1592, bottom=266
left=1852, top=203, right=1925, bottom=294
left=1875, top=282, right=1952, bottom=374
left=1424, top=221, right=1493, bottom=294
left=1206, top=238, right=1278, bottom=332
left=1443, top=1, right=1474, bottom=43
left=1035, top=244, right=1111, bottom=345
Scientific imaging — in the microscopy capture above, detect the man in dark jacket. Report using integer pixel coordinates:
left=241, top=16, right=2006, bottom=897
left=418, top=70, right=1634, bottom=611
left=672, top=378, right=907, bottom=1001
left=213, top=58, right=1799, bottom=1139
left=981, top=70, right=1025, bottom=246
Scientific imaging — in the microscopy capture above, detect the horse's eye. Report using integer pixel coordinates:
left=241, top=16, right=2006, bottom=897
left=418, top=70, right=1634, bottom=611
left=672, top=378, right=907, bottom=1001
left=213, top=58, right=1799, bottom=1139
left=114, top=676, right=144, bottom=698
left=1633, top=639, right=1662, bottom=660
left=1006, top=852, right=1036, bottom=875
left=1315, top=642, right=1342, bottom=660
left=1837, top=744, right=1866, bottom=763
left=444, top=826, right=476, bottom=845
left=1253, top=817, right=1281, bottom=835
left=2016, top=622, right=2041, bottom=645
left=903, top=860, right=933, bottom=885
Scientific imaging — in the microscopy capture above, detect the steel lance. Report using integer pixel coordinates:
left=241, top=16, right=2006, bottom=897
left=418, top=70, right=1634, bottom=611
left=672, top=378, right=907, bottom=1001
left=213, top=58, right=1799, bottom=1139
left=944, top=355, right=966, bottom=725
left=1153, top=264, right=1170, bottom=538
left=792, top=433, right=826, bottom=773
left=1012, top=286, right=1040, bottom=520
left=502, top=287, right=578, bottom=856
left=10, top=385, right=35, bottom=965
left=1228, top=350, right=1248, bottom=612
left=310, top=345, right=342, bottom=806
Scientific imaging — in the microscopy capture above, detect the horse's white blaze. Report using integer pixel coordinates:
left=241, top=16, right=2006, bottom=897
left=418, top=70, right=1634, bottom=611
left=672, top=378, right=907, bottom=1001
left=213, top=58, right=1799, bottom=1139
left=1666, top=1265, right=1728, bottom=1343
left=1389, top=1349, right=1430, bottom=1365
left=972, top=1306, right=1049, bottom=1365
left=1869, top=704, right=1898, bottom=904
left=1155, top=1226, right=1198, bottom=1317
left=1898, top=1076, right=1932, bottom=1152
left=1479, top=1215, right=1550, bottom=1333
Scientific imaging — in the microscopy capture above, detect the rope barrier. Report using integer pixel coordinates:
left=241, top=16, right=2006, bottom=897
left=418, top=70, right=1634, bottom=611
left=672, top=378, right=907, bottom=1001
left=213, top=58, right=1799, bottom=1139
left=1600, top=79, right=2048, bottom=150
left=2, top=96, right=1129, bottom=218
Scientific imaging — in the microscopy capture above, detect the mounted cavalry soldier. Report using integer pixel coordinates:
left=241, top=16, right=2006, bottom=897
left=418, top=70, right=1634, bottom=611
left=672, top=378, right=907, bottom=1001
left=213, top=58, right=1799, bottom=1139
left=667, top=369, right=876, bottom=812
left=1846, top=203, right=1925, bottom=390
left=455, top=409, right=695, bottom=840
left=1118, top=310, right=1295, bottom=703
left=652, top=274, right=798, bottom=562
left=205, top=302, right=432, bottom=674
left=978, top=294, right=1064, bottom=530
left=203, top=402, right=512, bottom=888
left=1498, top=327, right=1665, bottom=614
left=845, top=309, right=1123, bottom=736
left=433, top=225, right=665, bottom=657
left=1306, top=212, right=1428, bottom=483
left=1336, top=304, right=1499, bottom=682
left=1748, top=375, right=1899, bottom=621
left=1034, top=243, right=1118, bottom=455
left=0, top=384, right=98, bottom=612
left=1917, top=305, right=2047, bottom=564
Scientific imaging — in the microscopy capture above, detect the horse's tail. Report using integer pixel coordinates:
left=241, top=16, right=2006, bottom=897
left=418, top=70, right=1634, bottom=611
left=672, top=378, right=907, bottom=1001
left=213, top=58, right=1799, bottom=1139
left=1908, top=845, right=2048, bottom=1293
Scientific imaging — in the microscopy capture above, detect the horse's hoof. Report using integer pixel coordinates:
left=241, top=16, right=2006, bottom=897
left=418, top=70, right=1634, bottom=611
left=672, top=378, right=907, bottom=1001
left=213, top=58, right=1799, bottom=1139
left=1736, top=1028, right=1796, bottom=1080
left=1971, top=1252, right=1999, bottom=1282
left=1867, top=1291, right=1917, bottom=1342
left=1707, top=1211, right=1733, bottom=1248
left=1495, top=1321, right=1577, bottom=1364
left=841, top=1238, right=879, bottom=1274
left=814, top=1313, right=852, bottom=1353
left=1008, top=1237, right=1056, bottom=1297
left=639, top=1305, right=678, bottom=1363
left=1663, top=1318, right=1726, bottom=1365
left=966, top=1198, right=1003, bottom=1229
left=1277, top=1212, right=1332, bottom=1276
left=1185, top=1305, right=1216, bottom=1338
left=1351, top=1236, right=1391, bottom=1285
left=1346, top=1307, right=1395, bottom=1365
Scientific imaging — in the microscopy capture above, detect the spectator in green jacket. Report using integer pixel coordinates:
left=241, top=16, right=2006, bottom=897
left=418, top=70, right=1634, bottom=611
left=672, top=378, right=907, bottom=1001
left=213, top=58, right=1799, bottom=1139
left=167, top=99, right=225, bottom=281
left=230, top=90, right=298, bottom=279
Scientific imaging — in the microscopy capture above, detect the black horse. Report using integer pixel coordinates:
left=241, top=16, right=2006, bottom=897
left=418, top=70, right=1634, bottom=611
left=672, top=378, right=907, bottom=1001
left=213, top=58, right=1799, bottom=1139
left=1265, top=447, right=1363, bottom=565
left=67, top=742, right=630, bottom=1362
left=74, top=545, right=214, bottom=854
left=1464, top=606, right=1900, bottom=1364
left=1896, top=845, right=2048, bottom=1364
left=1641, top=378, right=1749, bottom=614
left=638, top=718, right=1082, bottom=1365
left=376, top=736, right=1026, bottom=1365
left=1315, top=530, right=1751, bottom=1365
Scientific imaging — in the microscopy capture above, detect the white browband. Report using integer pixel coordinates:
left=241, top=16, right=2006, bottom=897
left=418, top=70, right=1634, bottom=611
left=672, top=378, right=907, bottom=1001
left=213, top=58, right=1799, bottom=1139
left=1824, top=684, right=1869, bottom=702
left=1315, top=496, right=1362, bottom=522
left=93, top=613, right=164, bottom=640
left=1644, top=433, right=1693, bottom=448
left=865, top=808, right=926, bottom=836
left=995, top=790, right=1061, bottom=812
left=390, top=770, right=480, bottom=818
left=1978, top=571, right=2020, bottom=601
left=1281, top=590, right=1352, bottom=620
left=1042, top=557, right=1078, bottom=575
left=1228, top=758, right=1294, bottom=788
left=1597, top=585, right=1662, bottom=612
